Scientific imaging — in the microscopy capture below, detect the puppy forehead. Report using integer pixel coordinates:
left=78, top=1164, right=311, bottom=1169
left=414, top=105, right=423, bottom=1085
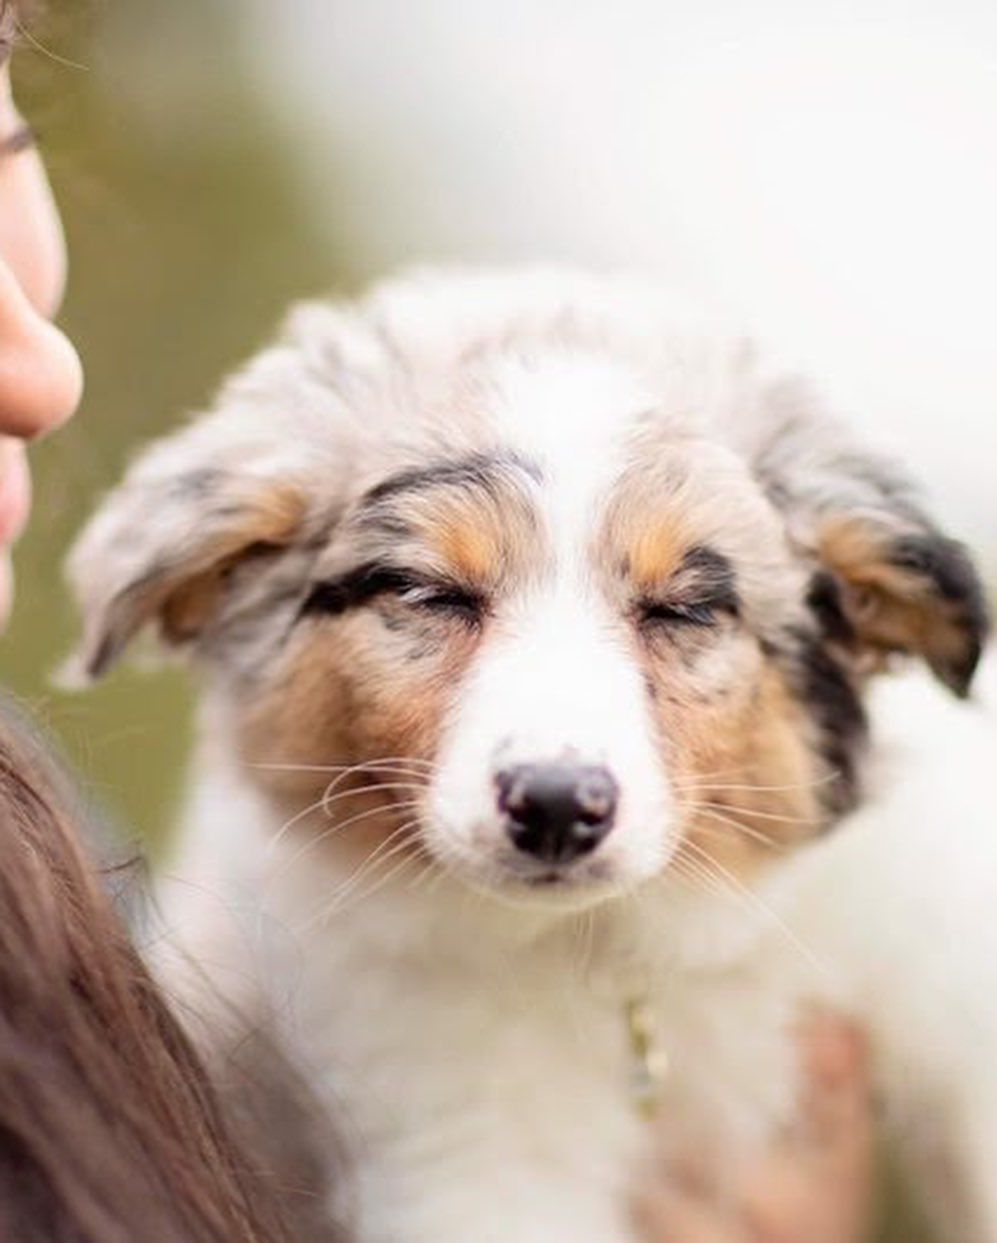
left=328, top=350, right=772, bottom=590
left=481, top=353, right=776, bottom=566
left=480, top=350, right=676, bottom=569
left=326, top=351, right=661, bottom=573
left=485, top=351, right=656, bottom=483
left=324, top=344, right=778, bottom=593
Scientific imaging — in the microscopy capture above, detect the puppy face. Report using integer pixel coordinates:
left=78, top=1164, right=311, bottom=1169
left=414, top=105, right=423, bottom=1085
left=69, top=269, right=988, bottom=907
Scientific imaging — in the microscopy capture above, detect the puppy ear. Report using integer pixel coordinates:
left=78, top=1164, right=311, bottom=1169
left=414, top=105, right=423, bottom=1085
left=64, top=298, right=385, bottom=682
left=66, top=442, right=307, bottom=681
left=750, top=379, right=989, bottom=698
left=811, top=514, right=987, bottom=697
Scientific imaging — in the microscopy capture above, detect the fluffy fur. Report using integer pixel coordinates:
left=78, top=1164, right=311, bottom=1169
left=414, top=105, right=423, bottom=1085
left=69, top=267, right=994, bottom=1241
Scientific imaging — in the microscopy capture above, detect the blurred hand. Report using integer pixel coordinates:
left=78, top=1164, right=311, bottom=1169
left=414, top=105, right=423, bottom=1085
left=0, top=62, right=83, bottom=629
left=635, top=1014, right=875, bottom=1243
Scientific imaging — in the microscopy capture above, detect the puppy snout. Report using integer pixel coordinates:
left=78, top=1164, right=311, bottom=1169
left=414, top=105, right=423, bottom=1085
left=496, top=763, right=619, bottom=865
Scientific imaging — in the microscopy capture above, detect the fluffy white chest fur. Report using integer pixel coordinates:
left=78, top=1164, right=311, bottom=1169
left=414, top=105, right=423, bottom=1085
left=158, top=657, right=997, bottom=1243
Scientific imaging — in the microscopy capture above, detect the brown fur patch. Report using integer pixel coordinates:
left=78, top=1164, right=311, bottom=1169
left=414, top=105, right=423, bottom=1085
left=817, top=514, right=983, bottom=692
left=160, top=484, right=306, bottom=642
left=643, top=636, right=824, bottom=880
left=237, top=597, right=477, bottom=863
left=430, top=507, right=505, bottom=583
left=361, top=472, right=543, bottom=591
left=628, top=520, right=690, bottom=593
left=161, top=568, right=225, bottom=642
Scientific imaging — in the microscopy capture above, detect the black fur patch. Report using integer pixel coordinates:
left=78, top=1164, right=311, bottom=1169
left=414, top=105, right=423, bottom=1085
left=677, top=546, right=740, bottom=617
left=362, top=450, right=541, bottom=508
left=890, top=532, right=989, bottom=696
left=767, top=627, right=868, bottom=819
left=300, top=562, right=484, bottom=627
left=300, top=563, right=418, bottom=617
left=805, top=571, right=855, bottom=646
left=889, top=532, right=981, bottom=604
left=637, top=547, right=739, bottom=635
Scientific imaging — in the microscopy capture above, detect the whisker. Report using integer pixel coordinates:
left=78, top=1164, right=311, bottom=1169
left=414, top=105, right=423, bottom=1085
left=692, top=801, right=820, bottom=827
left=272, top=799, right=423, bottom=883
left=320, top=780, right=427, bottom=816
left=689, top=812, right=782, bottom=852
left=669, top=853, right=730, bottom=901
left=322, top=759, right=436, bottom=799
left=334, top=848, right=429, bottom=921
left=687, top=801, right=813, bottom=835
left=570, top=909, right=597, bottom=980
left=673, top=772, right=839, bottom=796
left=406, top=852, right=447, bottom=894
left=252, top=755, right=436, bottom=773
left=669, top=766, right=759, bottom=786
left=266, top=795, right=331, bottom=856
left=676, top=839, right=827, bottom=978
left=299, top=829, right=425, bottom=931
left=408, top=848, right=457, bottom=897
left=312, top=823, right=418, bottom=912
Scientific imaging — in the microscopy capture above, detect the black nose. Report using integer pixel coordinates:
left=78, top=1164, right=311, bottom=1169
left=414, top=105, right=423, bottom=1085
left=496, top=763, right=619, bottom=865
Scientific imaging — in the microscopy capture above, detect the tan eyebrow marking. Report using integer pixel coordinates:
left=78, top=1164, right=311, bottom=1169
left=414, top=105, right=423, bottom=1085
left=433, top=510, right=503, bottom=582
left=628, top=520, right=689, bottom=592
left=419, top=483, right=542, bottom=584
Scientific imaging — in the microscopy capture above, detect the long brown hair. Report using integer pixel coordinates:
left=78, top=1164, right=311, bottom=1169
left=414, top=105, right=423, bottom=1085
left=0, top=708, right=319, bottom=1242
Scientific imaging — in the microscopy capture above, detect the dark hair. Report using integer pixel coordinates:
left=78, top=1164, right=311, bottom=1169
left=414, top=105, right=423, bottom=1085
left=0, top=710, right=317, bottom=1242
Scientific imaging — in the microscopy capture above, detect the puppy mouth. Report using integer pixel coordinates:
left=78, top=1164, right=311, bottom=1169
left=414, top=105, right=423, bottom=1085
left=445, top=845, right=626, bottom=906
left=517, top=856, right=616, bottom=887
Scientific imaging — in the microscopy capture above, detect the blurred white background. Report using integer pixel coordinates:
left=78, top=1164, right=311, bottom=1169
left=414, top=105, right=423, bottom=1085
left=242, top=0, right=997, bottom=558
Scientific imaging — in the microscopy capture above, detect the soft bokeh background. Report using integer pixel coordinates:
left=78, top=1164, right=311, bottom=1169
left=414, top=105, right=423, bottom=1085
left=2, top=5, right=994, bottom=1234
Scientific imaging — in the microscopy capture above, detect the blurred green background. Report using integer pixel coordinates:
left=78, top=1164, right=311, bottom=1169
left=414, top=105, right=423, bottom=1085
left=2, top=0, right=356, bottom=847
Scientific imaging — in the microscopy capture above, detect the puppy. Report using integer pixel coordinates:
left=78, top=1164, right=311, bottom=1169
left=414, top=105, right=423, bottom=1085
left=68, top=267, right=994, bottom=1242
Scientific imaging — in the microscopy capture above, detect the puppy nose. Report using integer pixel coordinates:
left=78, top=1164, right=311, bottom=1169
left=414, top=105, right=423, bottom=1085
left=496, top=763, right=619, bottom=865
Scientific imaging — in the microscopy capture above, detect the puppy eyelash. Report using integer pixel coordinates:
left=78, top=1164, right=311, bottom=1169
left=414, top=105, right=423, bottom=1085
left=397, top=580, right=485, bottom=622
left=301, top=565, right=485, bottom=624
left=637, top=596, right=739, bottom=630
left=638, top=600, right=718, bottom=628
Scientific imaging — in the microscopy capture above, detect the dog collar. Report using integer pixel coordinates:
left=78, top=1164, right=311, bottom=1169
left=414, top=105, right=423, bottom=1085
left=624, top=995, right=668, bottom=1119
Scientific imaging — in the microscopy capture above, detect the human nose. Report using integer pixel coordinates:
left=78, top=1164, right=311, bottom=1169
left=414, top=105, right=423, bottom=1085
left=0, top=257, right=82, bottom=439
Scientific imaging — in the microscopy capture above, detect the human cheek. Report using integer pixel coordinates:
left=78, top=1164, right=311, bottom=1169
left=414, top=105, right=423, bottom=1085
left=0, top=438, right=28, bottom=630
left=0, top=436, right=28, bottom=543
left=0, top=550, right=10, bottom=630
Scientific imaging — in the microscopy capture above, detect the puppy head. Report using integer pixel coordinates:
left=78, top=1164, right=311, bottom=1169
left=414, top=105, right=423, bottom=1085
left=69, top=269, right=989, bottom=907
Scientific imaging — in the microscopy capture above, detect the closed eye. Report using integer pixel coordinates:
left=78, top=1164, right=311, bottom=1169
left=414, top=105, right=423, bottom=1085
left=397, top=579, right=485, bottom=621
left=301, top=563, right=485, bottom=624
left=636, top=597, right=737, bottom=629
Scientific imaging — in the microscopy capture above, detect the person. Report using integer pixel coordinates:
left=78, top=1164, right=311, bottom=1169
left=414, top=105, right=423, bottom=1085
left=0, top=709, right=333, bottom=1242
left=0, top=3, right=82, bottom=627
left=0, top=3, right=876, bottom=1238
left=635, top=1015, right=875, bottom=1242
